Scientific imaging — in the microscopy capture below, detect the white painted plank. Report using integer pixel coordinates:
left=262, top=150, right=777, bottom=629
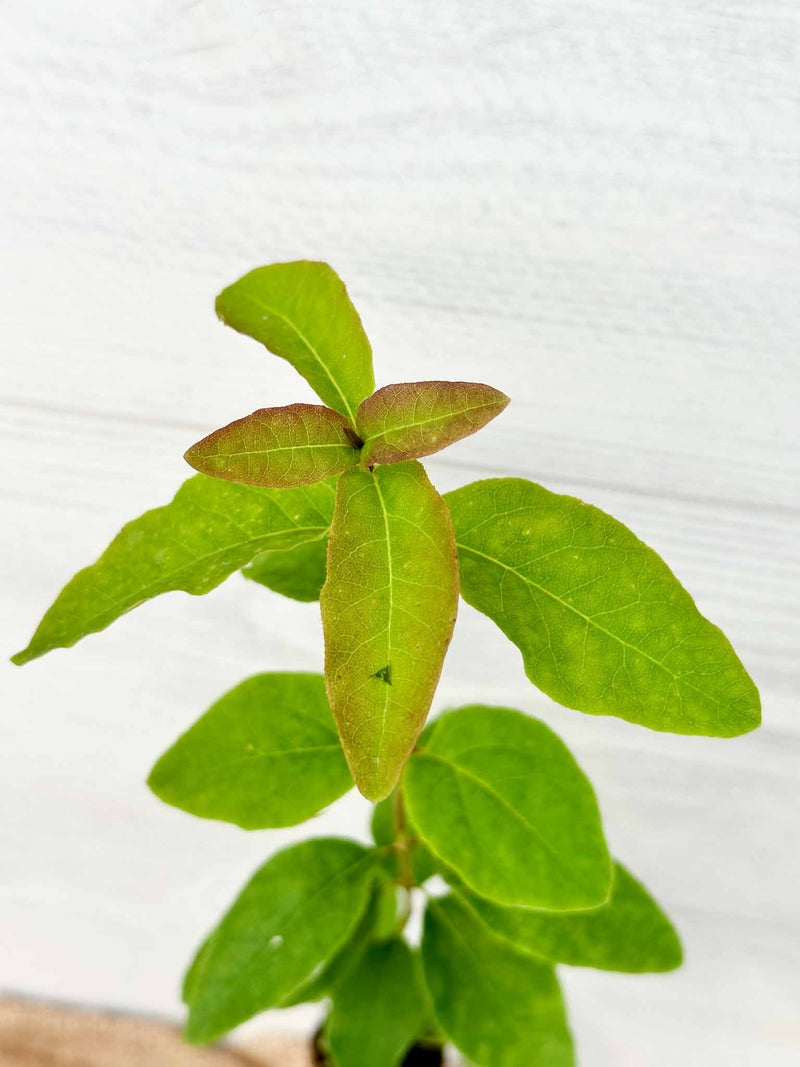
left=1, top=2, right=798, bottom=1065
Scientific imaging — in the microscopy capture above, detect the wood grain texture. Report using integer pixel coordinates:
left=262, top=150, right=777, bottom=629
left=1, top=2, right=798, bottom=1066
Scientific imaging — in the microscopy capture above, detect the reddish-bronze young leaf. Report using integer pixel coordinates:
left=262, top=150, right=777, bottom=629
left=356, top=381, right=509, bottom=466
left=320, top=461, right=459, bottom=801
left=184, top=404, right=361, bottom=488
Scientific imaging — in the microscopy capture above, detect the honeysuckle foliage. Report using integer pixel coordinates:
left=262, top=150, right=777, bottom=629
left=13, top=261, right=761, bottom=1067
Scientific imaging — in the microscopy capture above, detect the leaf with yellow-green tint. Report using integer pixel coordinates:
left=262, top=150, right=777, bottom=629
left=445, top=478, right=761, bottom=737
left=357, top=381, right=509, bottom=467
left=422, top=894, right=574, bottom=1067
left=403, top=705, right=611, bottom=909
left=458, top=860, right=683, bottom=973
left=215, top=261, right=374, bottom=422
left=147, top=672, right=353, bottom=829
left=184, top=404, right=360, bottom=488
left=184, top=838, right=378, bottom=1043
left=242, top=537, right=329, bottom=602
left=12, top=476, right=335, bottom=665
left=320, top=461, right=459, bottom=802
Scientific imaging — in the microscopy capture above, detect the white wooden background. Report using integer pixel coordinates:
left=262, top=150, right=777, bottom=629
left=2, top=2, right=798, bottom=1064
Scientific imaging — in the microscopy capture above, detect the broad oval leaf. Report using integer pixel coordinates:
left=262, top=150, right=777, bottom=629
left=403, top=705, right=611, bottom=908
left=460, top=861, right=683, bottom=973
left=279, top=875, right=397, bottom=1007
left=327, top=939, right=427, bottom=1067
left=216, top=261, right=374, bottom=423
left=184, top=404, right=360, bottom=488
left=242, top=536, right=328, bottom=602
left=12, top=475, right=335, bottom=665
left=357, top=380, right=509, bottom=466
left=320, top=461, right=459, bottom=802
left=184, top=838, right=377, bottom=1044
left=422, top=895, right=574, bottom=1067
left=147, top=673, right=352, bottom=829
left=446, top=478, right=760, bottom=737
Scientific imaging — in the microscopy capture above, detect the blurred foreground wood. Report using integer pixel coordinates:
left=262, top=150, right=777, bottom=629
left=0, top=998, right=313, bottom=1067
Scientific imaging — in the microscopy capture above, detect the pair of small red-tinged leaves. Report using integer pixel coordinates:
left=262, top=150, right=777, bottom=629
left=185, top=376, right=508, bottom=805
left=184, top=380, right=509, bottom=488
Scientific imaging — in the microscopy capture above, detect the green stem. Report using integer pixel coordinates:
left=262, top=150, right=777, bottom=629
left=392, top=786, right=414, bottom=933
left=392, top=786, right=414, bottom=890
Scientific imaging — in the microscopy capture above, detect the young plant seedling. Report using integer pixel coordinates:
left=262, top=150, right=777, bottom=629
left=13, top=261, right=761, bottom=1067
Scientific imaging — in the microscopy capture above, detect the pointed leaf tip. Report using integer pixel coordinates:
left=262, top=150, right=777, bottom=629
left=184, top=404, right=360, bottom=488
left=357, top=380, right=509, bottom=466
left=215, top=261, right=374, bottom=421
left=13, top=475, right=336, bottom=663
left=446, top=478, right=761, bottom=738
left=460, top=860, right=683, bottom=973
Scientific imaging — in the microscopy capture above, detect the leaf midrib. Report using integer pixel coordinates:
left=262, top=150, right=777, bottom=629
left=21, top=527, right=328, bottom=658
left=197, top=743, right=343, bottom=774
left=457, top=542, right=721, bottom=709
left=192, top=851, right=374, bottom=1027
left=364, top=398, right=501, bottom=446
left=238, top=293, right=357, bottom=422
left=206, top=442, right=355, bottom=459
left=372, top=474, right=395, bottom=778
left=414, top=750, right=585, bottom=887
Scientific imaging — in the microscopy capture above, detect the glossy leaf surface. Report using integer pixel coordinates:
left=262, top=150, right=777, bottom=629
left=242, top=536, right=328, bottom=602
left=216, top=261, right=374, bottom=422
left=184, top=404, right=360, bottom=488
left=357, top=380, right=509, bottom=466
left=403, top=705, right=611, bottom=908
left=13, top=476, right=335, bottom=665
left=320, top=461, right=459, bottom=802
left=461, top=861, right=682, bottom=973
left=147, top=673, right=352, bottom=829
left=184, top=838, right=376, bottom=1043
left=446, top=478, right=760, bottom=737
left=328, top=939, right=427, bottom=1067
left=422, top=895, right=574, bottom=1067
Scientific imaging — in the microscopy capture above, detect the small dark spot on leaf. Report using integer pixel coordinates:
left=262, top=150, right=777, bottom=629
left=372, top=664, right=392, bottom=685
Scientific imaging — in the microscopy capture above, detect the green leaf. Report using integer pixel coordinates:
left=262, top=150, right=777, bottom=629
left=242, top=536, right=328, bottom=602
left=445, top=478, right=760, bottom=737
left=184, top=838, right=377, bottom=1044
left=320, top=461, right=459, bottom=802
left=403, top=705, right=611, bottom=908
left=422, top=895, right=574, bottom=1067
left=278, top=875, right=397, bottom=1007
left=182, top=932, right=213, bottom=1007
left=357, top=381, right=509, bottom=466
left=460, top=861, right=683, bottom=973
left=327, top=939, right=427, bottom=1067
left=216, top=261, right=374, bottom=423
left=147, top=672, right=352, bottom=829
left=12, top=475, right=335, bottom=665
left=371, top=796, right=439, bottom=886
left=184, top=403, right=360, bottom=488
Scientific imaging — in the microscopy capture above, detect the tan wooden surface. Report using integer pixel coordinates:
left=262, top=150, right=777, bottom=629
left=0, top=998, right=312, bottom=1067
left=1, top=2, right=798, bottom=1065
